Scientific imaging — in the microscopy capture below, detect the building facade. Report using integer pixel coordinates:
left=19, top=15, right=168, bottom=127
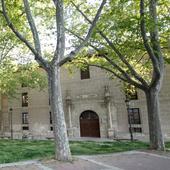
left=0, top=65, right=170, bottom=140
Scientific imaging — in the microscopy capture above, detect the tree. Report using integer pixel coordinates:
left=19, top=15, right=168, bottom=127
left=67, top=0, right=169, bottom=150
left=0, top=31, right=16, bottom=64
left=0, top=59, right=47, bottom=96
left=0, top=0, right=106, bottom=160
left=0, top=58, right=47, bottom=143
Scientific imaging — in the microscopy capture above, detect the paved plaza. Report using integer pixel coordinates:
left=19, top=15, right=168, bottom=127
left=0, top=151, right=170, bottom=170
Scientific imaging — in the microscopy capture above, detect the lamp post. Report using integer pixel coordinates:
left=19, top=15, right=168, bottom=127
left=125, top=98, right=133, bottom=141
left=9, top=108, right=13, bottom=139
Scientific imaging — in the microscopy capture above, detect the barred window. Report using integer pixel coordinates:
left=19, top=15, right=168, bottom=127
left=128, top=108, right=141, bottom=124
left=22, top=92, right=28, bottom=107
left=131, top=127, right=142, bottom=133
left=22, top=112, right=29, bottom=124
left=22, top=126, right=29, bottom=130
left=128, top=108, right=142, bottom=132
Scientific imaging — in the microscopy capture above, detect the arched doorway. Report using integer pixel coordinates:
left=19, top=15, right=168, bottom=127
left=80, top=110, right=100, bottom=137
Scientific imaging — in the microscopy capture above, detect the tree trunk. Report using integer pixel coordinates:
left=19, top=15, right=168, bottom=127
left=145, top=87, right=165, bottom=150
left=48, top=66, right=72, bottom=161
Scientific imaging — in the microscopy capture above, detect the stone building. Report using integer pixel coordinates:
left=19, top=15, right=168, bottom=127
left=0, top=65, right=170, bottom=140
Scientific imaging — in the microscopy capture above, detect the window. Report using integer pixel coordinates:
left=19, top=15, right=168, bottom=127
left=49, top=112, right=53, bottom=131
left=128, top=108, right=141, bottom=124
left=22, top=112, right=29, bottom=124
left=128, top=108, right=142, bottom=132
left=22, top=92, right=28, bottom=107
left=131, top=127, right=142, bottom=133
left=125, top=85, right=138, bottom=100
left=80, top=66, right=90, bottom=79
left=80, top=111, right=99, bottom=120
left=49, top=111, right=52, bottom=124
left=22, top=126, right=29, bottom=130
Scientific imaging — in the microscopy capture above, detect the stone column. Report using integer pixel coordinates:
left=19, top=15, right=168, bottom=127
left=66, top=95, right=74, bottom=138
left=104, top=86, right=117, bottom=138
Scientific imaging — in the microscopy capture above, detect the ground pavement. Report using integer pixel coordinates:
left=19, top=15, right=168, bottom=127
left=0, top=151, right=170, bottom=170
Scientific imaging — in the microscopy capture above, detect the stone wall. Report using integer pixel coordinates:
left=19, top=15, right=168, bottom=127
left=0, top=65, right=170, bottom=140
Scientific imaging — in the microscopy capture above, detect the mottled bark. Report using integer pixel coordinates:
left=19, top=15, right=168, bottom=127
left=1, top=0, right=106, bottom=161
left=48, top=67, right=71, bottom=161
left=145, top=85, right=165, bottom=150
left=70, top=0, right=166, bottom=151
left=140, top=0, right=165, bottom=151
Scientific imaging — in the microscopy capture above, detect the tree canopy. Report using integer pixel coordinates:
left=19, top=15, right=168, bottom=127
left=0, top=0, right=106, bottom=161
left=0, top=58, right=47, bottom=97
left=67, top=0, right=170, bottom=85
left=0, top=0, right=169, bottom=153
left=66, top=0, right=170, bottom=150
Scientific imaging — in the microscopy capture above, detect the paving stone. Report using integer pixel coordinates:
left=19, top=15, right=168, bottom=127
left=1, top=151, right=170, bottom=170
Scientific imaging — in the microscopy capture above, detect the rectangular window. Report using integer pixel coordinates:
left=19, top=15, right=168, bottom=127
left=80, top=66, right=90, bottom=79
left=128, top=108, right=142, bottom=132
left=22, top=112, right=29, bottom=124
left=22, top=92, right=28, bottom=107
left=49, top=111, right=52, bottom=124
left=131, top=127, right=142, bottom=133
left=128, top=108, right=141, bottom=124
left=49, top=112, right=53, bottom=131
left=22, top=126, right=29, bottom=130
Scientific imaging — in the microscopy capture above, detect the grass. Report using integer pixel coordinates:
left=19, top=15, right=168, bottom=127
left=0, top=139, right=169, bottom=164
left=70, top=140, right=149, bottom=155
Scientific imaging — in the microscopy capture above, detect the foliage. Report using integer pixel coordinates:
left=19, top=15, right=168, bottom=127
left=0, top=0, right=56, bottom=61
left=67, top=0, right=170, bottom=84
left=0, top=0, right=30, bottom=59
left=66, top=0, right=169, bottom=150
left=0, top=139, right=150, bottom=163
left=124, top=83, right=138, bottom=99
left=0, top=1, right=52, bottom=97
left=1, top=139, right=170, bottom=164
left=0, top=59, right=47, bottom=97
left=0, top=0, right=107, bottom=160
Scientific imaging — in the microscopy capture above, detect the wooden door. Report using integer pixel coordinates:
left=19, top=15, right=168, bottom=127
left=80, top=111, right=100, bottom=137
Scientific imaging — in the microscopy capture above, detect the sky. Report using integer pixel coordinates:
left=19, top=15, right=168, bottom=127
left=7, top=0, right=101, bottom=64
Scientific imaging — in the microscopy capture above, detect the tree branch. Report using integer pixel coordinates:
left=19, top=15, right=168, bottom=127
left=0, top=39, right=12, bottom=61
left=90, top=64, right=146, bottom=89
left=1, top=44, right=14, bottom=60
left=66, top=28, right=146, bottom=90
left=71, top=1, right=149, bottom=87
left=53, top=0, right=65, bottom=62
left=149, top=0, right=163, bottom=62
left=89, top=64, right=128, bottom=82
left=1, top=0, right=36, bottom=55
left=58, top=0, right=106, bottom=66
left=140, top=0, right=161, bottom=82
left=23, top=0, right=41, bottom=55
left=1, top=0, right=49, bottom=70
left=149, top=0, right=164, bottom=87
left=83, top=61, right=145, bottom=89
